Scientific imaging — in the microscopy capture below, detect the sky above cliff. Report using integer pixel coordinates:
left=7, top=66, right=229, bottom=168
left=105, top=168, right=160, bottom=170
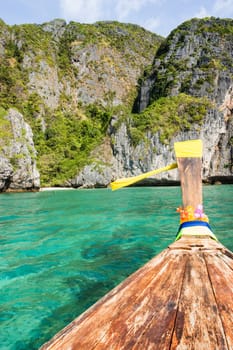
left=1, top=0, right=233, bottom=37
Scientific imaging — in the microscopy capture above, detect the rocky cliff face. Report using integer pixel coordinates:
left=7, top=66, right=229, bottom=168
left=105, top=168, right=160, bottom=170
left=0, top=109, right=40, bottom=191
left=73, top=97, right=232, bottom=188
left=133, top=18, right=233, bottom=183
left=136, top=18, right=233, bottom=108
left=73, top=18, right=233, bottom=187
left=0, top=17, right=232, bottom=190
left=0, top=18, right=161, bottom=190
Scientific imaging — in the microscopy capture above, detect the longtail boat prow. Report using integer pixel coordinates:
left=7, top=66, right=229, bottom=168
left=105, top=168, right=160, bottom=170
left=40, top=139, right=233, bottom=350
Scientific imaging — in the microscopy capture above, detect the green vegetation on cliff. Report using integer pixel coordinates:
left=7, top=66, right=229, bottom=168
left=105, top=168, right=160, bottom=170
left=129, top=94, right=213, bottom=145
left=23, top=98, right=112, bottom=186
left=0, top=107, right=12, bottom=150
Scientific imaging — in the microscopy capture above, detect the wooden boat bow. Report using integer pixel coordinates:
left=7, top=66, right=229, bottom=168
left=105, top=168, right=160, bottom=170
left=40, top=140, right=233, bottom=349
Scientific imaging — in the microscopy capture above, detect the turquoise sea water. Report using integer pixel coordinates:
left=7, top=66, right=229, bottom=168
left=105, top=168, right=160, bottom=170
left=0, top=185, right=232, bottom=349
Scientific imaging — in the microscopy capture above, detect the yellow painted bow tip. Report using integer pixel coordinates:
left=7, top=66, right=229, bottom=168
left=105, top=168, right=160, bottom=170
left=174, top=139, right=203, bottom=158
left=110, top=162, right=177, bottom=191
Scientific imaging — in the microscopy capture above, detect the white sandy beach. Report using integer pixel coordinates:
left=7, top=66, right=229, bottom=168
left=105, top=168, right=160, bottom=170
left=39, top=187, right=75, bottom=191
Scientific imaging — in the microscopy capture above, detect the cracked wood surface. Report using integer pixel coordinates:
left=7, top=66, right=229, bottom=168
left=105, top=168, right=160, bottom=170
left=40, top=237, right=233, bottom=350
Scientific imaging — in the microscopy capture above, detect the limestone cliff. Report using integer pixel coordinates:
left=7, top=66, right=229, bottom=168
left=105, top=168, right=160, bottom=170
left=0, top=17, right=232, bottom=190
left=74, top=18, right=233, bottom=187
left=0, top=18, right=161, bottom=190
left=0, top=109, right=40, bottom=191
left=133, top=18, right=233, bottom=183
